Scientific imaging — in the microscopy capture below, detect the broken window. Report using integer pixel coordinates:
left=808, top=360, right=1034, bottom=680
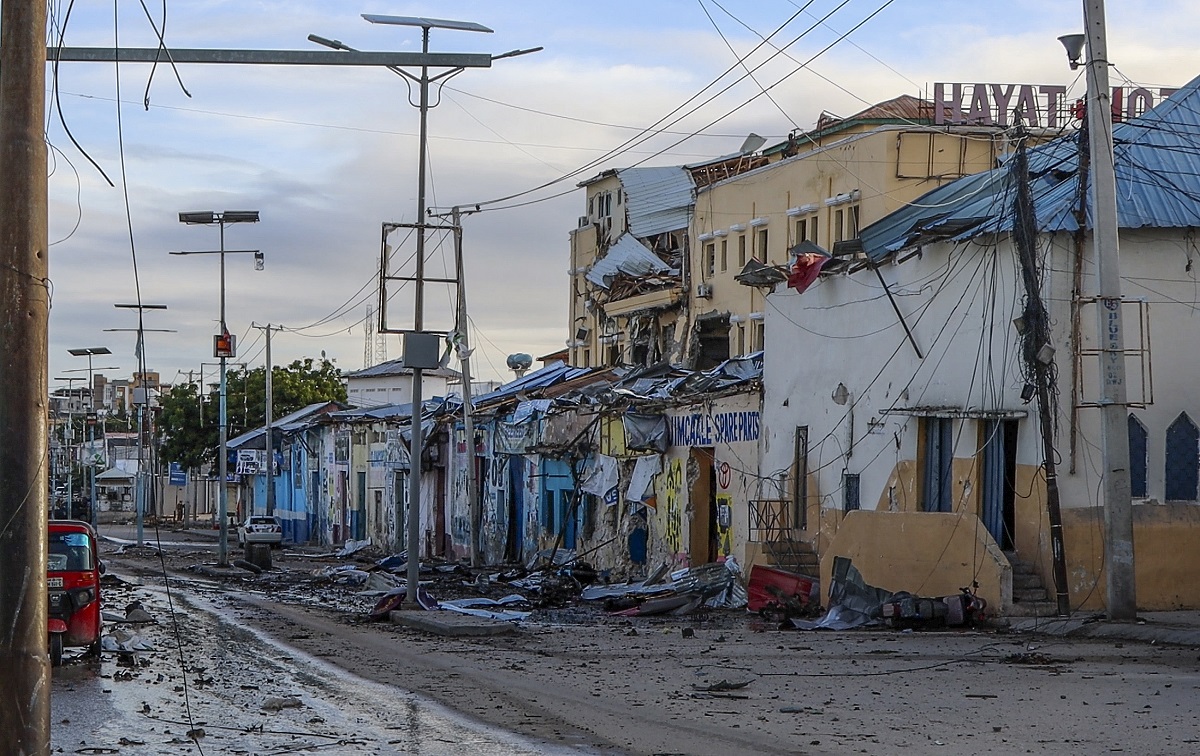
left=704, top=242, right=716, bottom=277
left=843, top=472, right=861, bottom=511
left=738, top=234, right=747, bottom=267
left=720, top=239, right=728, bottom=271
left=756, top=228, right=769, bottom=263
left=695, top=315, right=730, bottom=370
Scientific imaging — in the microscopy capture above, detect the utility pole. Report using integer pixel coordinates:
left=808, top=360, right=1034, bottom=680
left=1082, top=0, right=1136, bottom=620
left=252, top=323, right=283, bottom=515
left=0, top=0, right=50, bottom=751
left=0, top=37, right=508, bottom=744
left=1011, top=120, right=1071, bottom=617
left=110, top=303, right=170, bottom=547
left=451, top=207, right=482, bottom=567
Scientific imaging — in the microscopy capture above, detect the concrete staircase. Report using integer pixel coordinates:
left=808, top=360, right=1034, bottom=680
left=762, top=538, right=820, bottom=577
left=1005, top=552, right=1060, bottom=617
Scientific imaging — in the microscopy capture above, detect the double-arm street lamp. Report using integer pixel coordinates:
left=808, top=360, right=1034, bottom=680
left=172, top=210, right=262, bottom=567
left=109, top=302, right=172, bottom=547
left=67, top=347, right=112, bottom=529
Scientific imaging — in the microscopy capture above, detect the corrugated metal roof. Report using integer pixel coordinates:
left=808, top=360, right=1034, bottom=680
left=473, top=361, right=594, bottom=408
left=586, top=232, right=673, bottom=289
left=617, top=166, right=695, bottom=237
left=344, top=356, right=460, bottom=380
left=227, top=401, right=343, bottom=449
left=860, top=73, right=1200, bottom=259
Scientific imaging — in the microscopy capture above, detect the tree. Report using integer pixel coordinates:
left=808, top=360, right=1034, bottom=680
left=158, top=358, right=345, bottom=472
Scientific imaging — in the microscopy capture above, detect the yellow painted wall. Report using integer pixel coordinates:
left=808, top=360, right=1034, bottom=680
left=1063, top=503, right=1200, bottom=610
left=813, top=454, right=1200, bottom=612
left=821, top=510, right=1011, bottom=611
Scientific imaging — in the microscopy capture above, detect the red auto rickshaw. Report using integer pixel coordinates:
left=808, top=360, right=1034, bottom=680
left=47, top=520, right=103, bottom=666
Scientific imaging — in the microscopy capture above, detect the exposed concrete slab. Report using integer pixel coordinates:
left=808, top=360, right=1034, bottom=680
left=389, top=609, right=517, bottom=637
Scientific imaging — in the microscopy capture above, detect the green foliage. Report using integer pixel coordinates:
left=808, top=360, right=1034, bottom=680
left=158, top=358, right=345, bottom=472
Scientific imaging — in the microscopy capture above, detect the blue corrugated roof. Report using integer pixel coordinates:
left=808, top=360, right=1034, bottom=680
left=472, top=361, right=593, bottom=408
left=860, top=73, right=1200, bottom=259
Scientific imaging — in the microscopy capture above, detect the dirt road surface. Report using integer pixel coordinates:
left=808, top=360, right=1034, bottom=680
left=59, top=530, right=1200, bottom=755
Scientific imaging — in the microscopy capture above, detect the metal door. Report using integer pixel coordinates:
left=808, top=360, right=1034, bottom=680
left=923, top=418, right=953, bottom=512
left=981, top=420, right=1016, bottom=549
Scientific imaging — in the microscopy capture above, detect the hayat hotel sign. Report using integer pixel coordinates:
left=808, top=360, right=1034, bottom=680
left=933, top=83, right=1178, bottom=127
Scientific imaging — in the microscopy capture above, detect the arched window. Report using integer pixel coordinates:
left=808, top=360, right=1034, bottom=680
left=1165, top=413, right=1199, bottom=501
left=1128, top=415, right=1148, bottom=498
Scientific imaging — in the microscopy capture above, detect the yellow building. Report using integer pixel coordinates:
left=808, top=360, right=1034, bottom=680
left=689, top=95, right=1037, bottom=366
left=567, top=96, right=1053, bottom=372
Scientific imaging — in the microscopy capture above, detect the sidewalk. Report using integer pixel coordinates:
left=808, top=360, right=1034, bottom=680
left=1006, top=610, right=1200, bottom=647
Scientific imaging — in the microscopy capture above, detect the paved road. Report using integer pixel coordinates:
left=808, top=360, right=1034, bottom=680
left=51, top=565, right=583, bottom=755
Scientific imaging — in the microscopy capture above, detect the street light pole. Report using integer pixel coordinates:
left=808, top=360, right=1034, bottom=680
left=53, top=377, right=82, bottom=518
left=175, top=210, right=262, bottom=567
left=68, top=347, right=111, bottom=530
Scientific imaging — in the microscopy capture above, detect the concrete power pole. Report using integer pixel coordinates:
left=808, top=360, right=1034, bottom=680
left=252, top=323, right=282, bottom=515
left=1082, top=0, right=1136, bottom=620
left=451, top=207, right=482, bottom=567
left=0, top=0, right=51, bottom=751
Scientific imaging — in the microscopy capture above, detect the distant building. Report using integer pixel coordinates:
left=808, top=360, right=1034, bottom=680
left=343, top=357, right=459, bottom=408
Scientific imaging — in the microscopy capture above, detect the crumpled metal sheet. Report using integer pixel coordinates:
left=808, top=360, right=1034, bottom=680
left=439, top=595, right=531, bottom=622
left=581, top=559, right=747, bottom=612
left=790, top=556, right=892, bottom=630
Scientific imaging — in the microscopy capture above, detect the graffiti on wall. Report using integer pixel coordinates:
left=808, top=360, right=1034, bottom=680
left=715, top=493, right=733, bottom=557
left=660, top=458, right=684, bottom=555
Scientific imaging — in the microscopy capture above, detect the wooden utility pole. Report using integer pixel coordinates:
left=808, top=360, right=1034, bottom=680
left=1012, top=120, right=1071, bottom=617
left=0, top=0, right=51, bottom=752
left=1083, top=0, right=1136, bottom=619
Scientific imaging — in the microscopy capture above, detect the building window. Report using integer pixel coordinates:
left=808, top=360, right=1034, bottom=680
left=1129, top=414, right=1148, bottom=498
left=843, top=472, right=861, bottom=512
left=755, top=228, right=768, bottom=262
left=736, top=324, right=746, bottom=356
left=1165, top=412, right=1198, bottom=501
left=810, top=215, right=819, bottom=245
left=795, top=218, right=807, bottom=246
left=848, top=204, right=860, bottom=240
left=720, top=239, right=728, bottom=271
left=751, top=321, right=764, bottom=352
left=582, top=348, right=590, bottom=367
left=738, top=234, right=747, bottom=267
left=834, top=209, right=845, bottom=243
left=704, top=242, right=716, bottom=277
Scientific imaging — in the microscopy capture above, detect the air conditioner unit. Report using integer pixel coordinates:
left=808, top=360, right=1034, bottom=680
left=696, top=283, right=713, bottom=299
left=575, top=326, right=591, bottom=342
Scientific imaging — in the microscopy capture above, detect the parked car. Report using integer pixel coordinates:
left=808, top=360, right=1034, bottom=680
left=237, top=515, right=283, bottom=548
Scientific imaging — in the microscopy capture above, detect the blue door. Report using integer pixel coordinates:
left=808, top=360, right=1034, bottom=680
left=541, top=458, right=577, bottom=549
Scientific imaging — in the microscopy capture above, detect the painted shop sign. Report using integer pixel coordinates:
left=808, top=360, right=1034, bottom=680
left=668, top=411, right=760, bottom=446
left=933, top=83, right=1177, bottom=127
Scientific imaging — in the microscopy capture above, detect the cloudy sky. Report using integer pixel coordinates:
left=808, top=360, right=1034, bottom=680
left=44, top=0, right=1198, bottom=389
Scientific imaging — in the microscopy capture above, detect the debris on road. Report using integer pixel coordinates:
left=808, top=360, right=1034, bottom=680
left=262, top=696, right=305, bottom=712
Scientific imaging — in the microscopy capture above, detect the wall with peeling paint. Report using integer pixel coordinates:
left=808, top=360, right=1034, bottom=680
left=760, top=228, right=1200, bottom=611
